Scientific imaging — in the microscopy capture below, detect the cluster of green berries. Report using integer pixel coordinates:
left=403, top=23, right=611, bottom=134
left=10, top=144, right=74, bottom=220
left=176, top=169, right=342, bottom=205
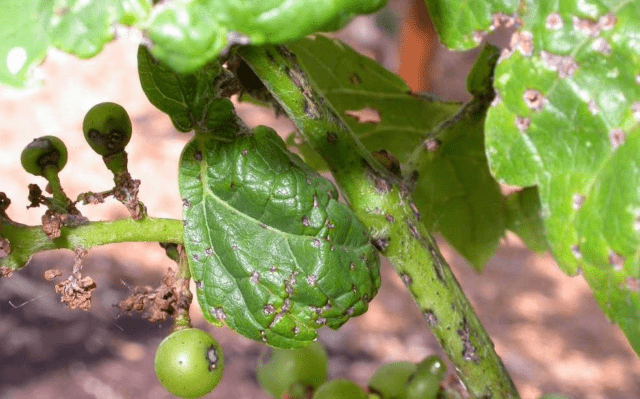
left=256, top=342, right=446, bottom=399
left=20, top=102, right=132, bottom=177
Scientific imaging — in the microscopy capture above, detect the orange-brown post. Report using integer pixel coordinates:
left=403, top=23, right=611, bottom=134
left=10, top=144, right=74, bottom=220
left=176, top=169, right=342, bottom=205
left=397, top=0, right=437, bottom=92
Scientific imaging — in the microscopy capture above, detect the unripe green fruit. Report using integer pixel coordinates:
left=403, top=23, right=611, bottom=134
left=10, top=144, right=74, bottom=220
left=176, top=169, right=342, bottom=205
left=82, top=102, right=132, bottom=156
left=312, top=379, right=367, bottom=399
left=405, top=355, right=446, bottom=399
left=20, top=135, right=68, bottom=176
left=368, top=361, right=416, bottom=399
left=257, top=341, right=328, bottom=398
left=154, top=328, right=224, bottom=398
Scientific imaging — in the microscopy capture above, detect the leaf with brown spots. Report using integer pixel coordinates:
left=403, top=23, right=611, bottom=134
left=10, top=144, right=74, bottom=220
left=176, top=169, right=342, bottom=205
left=179, top=125, right=380, bottom=348
left=483, top=1, right=640, bottom=355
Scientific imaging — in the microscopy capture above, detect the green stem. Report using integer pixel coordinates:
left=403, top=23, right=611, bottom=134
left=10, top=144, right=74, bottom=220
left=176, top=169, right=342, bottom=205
left=0, top=217, right=183, bottom=271
left=42, top=165, right=71, bottom=212
left=239, top=45, right=520, bottom=399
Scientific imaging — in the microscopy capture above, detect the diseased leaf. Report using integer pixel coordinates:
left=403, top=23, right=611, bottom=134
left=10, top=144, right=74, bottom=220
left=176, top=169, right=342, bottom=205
left=288, top=36, right=459, bottom=162
left=423, top=0, right=519, bottom=50
left=287, top=37, right=505, bottom=270
left=485, top=1, right=640, bottom=354
left=179, top=126, right=380, bottom=348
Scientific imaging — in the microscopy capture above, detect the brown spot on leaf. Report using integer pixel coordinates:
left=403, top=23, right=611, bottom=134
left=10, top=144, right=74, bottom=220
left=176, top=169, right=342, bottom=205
left=546, top=13, right=563, bottom=30
left=598, top=13, right=616, bottom=30
left=593, top=38, right=611, bottom=55
left=632, top=102, right=640, bottom=121
left=609, top=251, right=625, bottom=271
left=626, top=277, right=639, bottom=292
left=345, top=107, right=381, bottom=124
left=423, top=139, right=440, bottom=152
left=540, top=51, right=578, bottom=78
left=609, top=129, right=626, bottom=149
left=516, top=116, right=530, bottom=131
left=572, top=194, right=585, bottom=210
left=211, top=307, right=227, bottom=321
left=523, top=89, right=547, bottom=111
left=571, top=245, right=582, bottom=259
left=573, top=16, right=600, bottom=37
left=263, top=304, right=275, bottom=315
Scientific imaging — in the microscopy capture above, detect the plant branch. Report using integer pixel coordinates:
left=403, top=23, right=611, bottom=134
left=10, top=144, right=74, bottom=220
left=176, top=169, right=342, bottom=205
left=0, top=217, right=184, bottom=271
left=239, top=44, right=520, bottom=399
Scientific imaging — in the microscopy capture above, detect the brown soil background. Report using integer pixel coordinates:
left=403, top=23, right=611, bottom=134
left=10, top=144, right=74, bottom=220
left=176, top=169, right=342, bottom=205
left=1, top=2, right=639, bottom=398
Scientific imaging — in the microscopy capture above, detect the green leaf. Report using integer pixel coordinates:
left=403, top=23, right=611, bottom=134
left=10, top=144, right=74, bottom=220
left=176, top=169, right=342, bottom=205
left=179, top=126, right=381, bottom=348
left=423, top=0, right=519, bottom=50
left=413, top=103, right=506, bottom=271
left=504, top=187, right=549, bottom=253
left=287, top=37, right=505, bottom=270
left=485, top=1, right=640, bottom=354
left=144, top=0, right=388, bottom=72
left=2, top=0, right=384, bottom=87
left=288, top=36, right=459, bottom=162
left=0, top=1, right=51, bottom=88
left=0, top=0, right=151, bottom=88
left=48, top=0, right=145, bottom=58
left=137, top=46, right=235, bottom=133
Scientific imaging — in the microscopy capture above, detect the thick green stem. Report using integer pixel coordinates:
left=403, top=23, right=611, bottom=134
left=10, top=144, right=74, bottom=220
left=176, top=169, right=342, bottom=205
left=239, top=45, right=520, bottom=399
left=0, top=217, right=183, bottom=271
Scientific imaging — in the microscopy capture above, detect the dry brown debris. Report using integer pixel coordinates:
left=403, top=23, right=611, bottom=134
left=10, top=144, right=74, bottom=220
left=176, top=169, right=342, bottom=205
left=117, top=269, right=190, bottom=322
left=44, top=268, right=63, bottom=281
left=54, top=274, right=97, bottom=311
left=0, top=266, right=14, bottom=278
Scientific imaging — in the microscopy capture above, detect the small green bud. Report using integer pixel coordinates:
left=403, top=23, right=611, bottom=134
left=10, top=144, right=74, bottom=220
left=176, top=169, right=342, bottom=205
left=83, top=102, right=132, bottom=156
left=20, top=136, right=68, bottom=176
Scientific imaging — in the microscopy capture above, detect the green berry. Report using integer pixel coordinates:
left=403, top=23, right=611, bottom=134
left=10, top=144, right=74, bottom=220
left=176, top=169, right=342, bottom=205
left=405, top=356, right=446, bottom=399
left=154, top=328, right=224, bottom=398
left=20, top=136, right=68, bottom=176
left=257, top=341, right=328, bottom=399
left=368, top=361, right=416, bottom=399
left=82, top=102, right=132, bottom=156
left=312, top=379, right=366, bottom=399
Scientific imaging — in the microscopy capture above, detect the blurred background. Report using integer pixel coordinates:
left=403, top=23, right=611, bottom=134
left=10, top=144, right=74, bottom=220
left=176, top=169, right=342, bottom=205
left=1, top=0, right=639, bottom=398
